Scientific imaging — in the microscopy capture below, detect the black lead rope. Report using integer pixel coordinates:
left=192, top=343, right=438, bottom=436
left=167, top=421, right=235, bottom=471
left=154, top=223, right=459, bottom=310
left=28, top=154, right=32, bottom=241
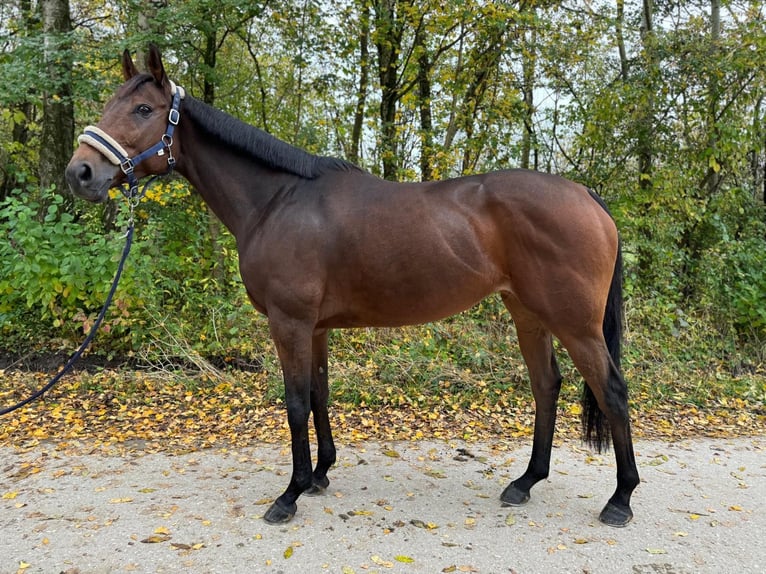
left=0, top=219, right=135, bottom=416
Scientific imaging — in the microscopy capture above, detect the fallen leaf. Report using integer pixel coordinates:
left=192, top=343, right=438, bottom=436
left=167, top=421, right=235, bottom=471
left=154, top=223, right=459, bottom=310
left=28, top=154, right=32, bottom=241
left=371, top=555, right=393, bottom=568
left=349, top=509, right=374, bottom=516
left=573, top=538, right=588, bottom=544
left=382, top=449, right=401, bottom=458
left=141, top=534, right=171, bottom=543
left=395, top=555, right=415, bottom=563
left=109, top=497, right=133, bottom=504
left=504, top=513, right=516, bottom=526
left=284, top=546, right=294, bottom=559
left=3, top=491, right=19, bottom=499
left=646, top=548, right=667, bottom=555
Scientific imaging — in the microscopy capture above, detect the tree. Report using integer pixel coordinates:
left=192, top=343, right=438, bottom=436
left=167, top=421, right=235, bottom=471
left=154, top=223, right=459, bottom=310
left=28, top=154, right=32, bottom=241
left=38, top=0, right=74, bottom=209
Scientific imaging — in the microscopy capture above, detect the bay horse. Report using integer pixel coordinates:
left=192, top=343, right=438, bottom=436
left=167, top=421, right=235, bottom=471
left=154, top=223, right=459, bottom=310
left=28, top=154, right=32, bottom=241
left=65, top=45, right=639, bottom=527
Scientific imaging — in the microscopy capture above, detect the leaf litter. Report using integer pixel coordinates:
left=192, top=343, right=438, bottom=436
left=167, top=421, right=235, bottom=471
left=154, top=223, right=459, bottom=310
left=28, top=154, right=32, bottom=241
left=1, top=367, right=762, bottom=455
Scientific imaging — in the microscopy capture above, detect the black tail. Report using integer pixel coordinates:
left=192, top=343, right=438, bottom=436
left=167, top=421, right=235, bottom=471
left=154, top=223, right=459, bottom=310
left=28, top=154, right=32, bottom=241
left=582, top=190, right=624, bottom=453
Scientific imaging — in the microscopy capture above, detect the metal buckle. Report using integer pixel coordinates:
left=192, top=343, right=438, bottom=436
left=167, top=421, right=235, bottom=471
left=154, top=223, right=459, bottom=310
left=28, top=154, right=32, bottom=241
left=168, top=108, right=180, bottom=126
left=120, top=158, right=135, bottom=175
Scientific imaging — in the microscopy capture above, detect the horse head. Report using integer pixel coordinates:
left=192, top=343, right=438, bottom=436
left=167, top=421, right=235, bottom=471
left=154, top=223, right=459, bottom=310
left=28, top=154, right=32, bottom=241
left=65, top=45, right=181, bottom=202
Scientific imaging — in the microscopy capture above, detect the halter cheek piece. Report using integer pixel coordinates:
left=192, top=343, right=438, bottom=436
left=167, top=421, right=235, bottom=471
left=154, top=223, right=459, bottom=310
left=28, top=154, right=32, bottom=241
left=77, top=81, right=185, bottom=200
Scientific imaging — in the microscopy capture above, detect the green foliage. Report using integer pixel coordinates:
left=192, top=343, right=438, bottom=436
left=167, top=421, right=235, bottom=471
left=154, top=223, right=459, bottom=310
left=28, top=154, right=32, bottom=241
left=0, top=189, right=120, bottom=343
left=0, top=0, right=763, bottom=415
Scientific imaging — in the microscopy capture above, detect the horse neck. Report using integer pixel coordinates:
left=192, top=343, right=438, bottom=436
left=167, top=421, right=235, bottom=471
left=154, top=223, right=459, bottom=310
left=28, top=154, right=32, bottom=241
left=173, top=113, right=295, bottom=239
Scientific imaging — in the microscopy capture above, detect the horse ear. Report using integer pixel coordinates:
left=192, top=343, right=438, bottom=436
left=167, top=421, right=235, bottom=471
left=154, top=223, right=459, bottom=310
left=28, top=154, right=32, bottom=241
left=146, top=44, right=168, bottom=87
left=122, top=49, right=139, bottom=80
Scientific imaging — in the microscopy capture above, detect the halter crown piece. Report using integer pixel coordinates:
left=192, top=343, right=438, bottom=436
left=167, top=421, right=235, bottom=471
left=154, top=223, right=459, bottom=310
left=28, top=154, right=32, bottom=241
left=77, top=81, right=186, bottom=200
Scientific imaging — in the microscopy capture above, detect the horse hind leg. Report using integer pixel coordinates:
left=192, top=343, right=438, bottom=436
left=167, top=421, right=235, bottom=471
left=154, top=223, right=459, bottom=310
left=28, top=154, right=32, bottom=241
left=562, top=334, right=640, bottom=527
left=305, top=329, right=337, bottom=496
left=500, top=297, right=563, bottom=507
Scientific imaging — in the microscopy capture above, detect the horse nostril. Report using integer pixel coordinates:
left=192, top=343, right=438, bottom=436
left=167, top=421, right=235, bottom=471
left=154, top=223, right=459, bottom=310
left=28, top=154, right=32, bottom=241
left=77, top=162, right=93, bottom=184
left=65, top=160, right=94, bottom=192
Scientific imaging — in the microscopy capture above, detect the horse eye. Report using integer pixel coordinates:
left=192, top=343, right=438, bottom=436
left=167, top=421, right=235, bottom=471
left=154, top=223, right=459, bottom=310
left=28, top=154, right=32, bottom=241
left=135, top=104, right=152, bottom=117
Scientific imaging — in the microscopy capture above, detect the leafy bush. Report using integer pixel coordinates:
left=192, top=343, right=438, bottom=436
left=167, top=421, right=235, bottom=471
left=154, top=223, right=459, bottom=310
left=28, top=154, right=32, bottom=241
left=0, top=189, right=124, bottom=344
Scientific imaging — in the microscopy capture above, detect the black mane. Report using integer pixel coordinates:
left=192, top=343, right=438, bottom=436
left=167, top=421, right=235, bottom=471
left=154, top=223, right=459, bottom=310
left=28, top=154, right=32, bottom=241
left=184, top=96, right=359, bottom=179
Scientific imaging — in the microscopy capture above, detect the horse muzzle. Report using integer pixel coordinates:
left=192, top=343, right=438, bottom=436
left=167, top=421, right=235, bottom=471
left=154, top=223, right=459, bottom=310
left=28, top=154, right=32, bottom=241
left=65, top=153, right=119, bottom=203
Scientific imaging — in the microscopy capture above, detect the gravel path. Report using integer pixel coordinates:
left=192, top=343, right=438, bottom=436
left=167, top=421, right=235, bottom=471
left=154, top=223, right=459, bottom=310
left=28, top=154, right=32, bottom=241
left=1, top=436, right=764, bottom=574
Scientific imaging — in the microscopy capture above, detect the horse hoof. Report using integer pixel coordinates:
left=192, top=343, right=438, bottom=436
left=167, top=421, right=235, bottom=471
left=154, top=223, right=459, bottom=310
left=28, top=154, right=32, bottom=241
left=599, top=501, right=633, bottom=527
left=500, top=482, right=530, bottom=506
left=263, top=500, right=297, bottom=524
left=305, top=476, right=330, bottom=497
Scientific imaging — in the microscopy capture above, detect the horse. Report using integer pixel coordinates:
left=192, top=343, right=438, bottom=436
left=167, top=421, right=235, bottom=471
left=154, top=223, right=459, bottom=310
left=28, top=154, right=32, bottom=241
left=65, top=45, right=639, bottom=527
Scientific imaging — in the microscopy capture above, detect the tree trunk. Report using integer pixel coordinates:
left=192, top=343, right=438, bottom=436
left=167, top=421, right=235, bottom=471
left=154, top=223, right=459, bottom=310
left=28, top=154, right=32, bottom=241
left=706, top=0, right=721, bottom=196
left=637, top=0, right=655, bottom=192
left=615, top=0, right=629, bottom=82
left=350, top=0, right=370, bottom=166
left=374, top=0, right=402, bottom=180
left=39, top=0, right=74, bottom=211
left=520, top=6, right=537, bottom=171
left=415, top=27, right=434, bottom=180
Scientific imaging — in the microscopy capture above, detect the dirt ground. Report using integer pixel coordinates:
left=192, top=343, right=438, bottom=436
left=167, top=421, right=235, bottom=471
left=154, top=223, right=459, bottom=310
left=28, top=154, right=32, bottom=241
left=1, top=436, right=764, bottom=574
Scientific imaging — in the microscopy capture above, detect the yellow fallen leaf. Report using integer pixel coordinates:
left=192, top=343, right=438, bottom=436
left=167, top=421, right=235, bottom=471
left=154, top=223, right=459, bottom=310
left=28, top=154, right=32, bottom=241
left=574, top=538, right=589, bottom=544
left=350, top=509, right=373, bottom=516
left=284, top=546, right=293, bottom=559
left=505, top=513, right=516, bottom=526
left=646, top=548, right=667, bottom=555
left=395, top=555, right=414, bottom=563
left=371, top=555, right=393, bottom=567
left=141, top=534, right=171, bottom=543
left=154, top=526, right=170, bottom=535
left=2, top=492, right=19, bottom=500
left=382, top=449, right=400, bottom=458
left=18, top=562, right=30, bottom=570
left=729, top=505, right=743, bottom=511
left=342, top=567, right=356, bottom=574
left=109, top=497, right=134, bottom=504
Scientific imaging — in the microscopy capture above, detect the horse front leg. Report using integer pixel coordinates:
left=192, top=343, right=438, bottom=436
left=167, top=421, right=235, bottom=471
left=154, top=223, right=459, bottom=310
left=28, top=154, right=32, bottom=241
left=500, top=315, right=562, bottom=507
left=305, top=329, right=336, bottom=495
left=263, top=318, right=314, bottom=525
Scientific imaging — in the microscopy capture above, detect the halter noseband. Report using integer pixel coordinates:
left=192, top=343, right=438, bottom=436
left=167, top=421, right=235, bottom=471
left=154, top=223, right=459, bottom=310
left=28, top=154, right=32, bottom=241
left=77, top=81, right=186, bottom=199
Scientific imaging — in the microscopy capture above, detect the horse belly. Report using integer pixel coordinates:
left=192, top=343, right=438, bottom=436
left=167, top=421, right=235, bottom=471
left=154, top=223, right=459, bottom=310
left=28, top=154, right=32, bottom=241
left=319, top=238, right=504, bottom=328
